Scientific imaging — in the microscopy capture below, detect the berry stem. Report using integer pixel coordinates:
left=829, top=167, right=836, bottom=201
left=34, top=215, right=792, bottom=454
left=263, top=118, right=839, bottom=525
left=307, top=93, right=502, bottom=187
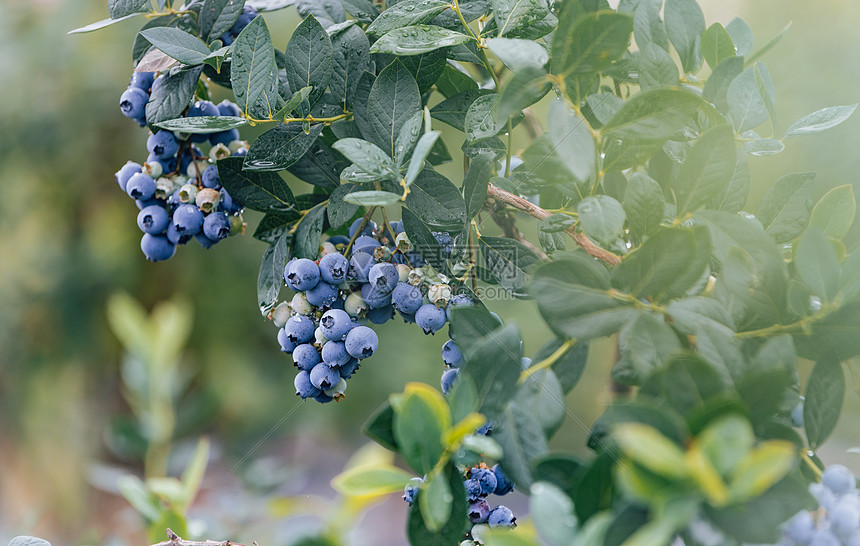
left=518, top=338, right=575, bottom=383
left=343, top=207, right=377, bottom=256
left=153, top=528, right=256, bottom=546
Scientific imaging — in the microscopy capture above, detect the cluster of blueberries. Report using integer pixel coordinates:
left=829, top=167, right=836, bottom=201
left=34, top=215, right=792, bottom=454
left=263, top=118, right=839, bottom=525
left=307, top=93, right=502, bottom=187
left=117, top=73, right=249, bottom=260
left=272, top=218, right=476, bottom=403
left=776, top=464, right=860, bottom=545
left=403, top=463, right=516, bottom=539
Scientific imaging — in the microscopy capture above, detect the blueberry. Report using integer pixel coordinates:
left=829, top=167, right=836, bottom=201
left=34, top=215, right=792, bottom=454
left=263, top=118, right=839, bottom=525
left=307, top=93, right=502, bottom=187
left=811, top=483, right=837, bottom=511
left=147, top=130, right=180, bottom=160
left=349, top=218, right=376, bottom=238
left=309, top=363, right=340, bottom=390
left=403, top=477, right=423, bottom=505
left=115, top=161, right=142, bottom=191
left=294, top=370, right=321, bottom=399
left=137, top=205, right=170, bottom=234
left=468, top=499, right=490, bottom=524
left=446, top=294, right=475, bottom=321
left=278, top=327, right=298, bottom=353
left=348, top=251, right=377, bottom=282
left=791, top=398, right=804, bottom=428
left=808, top=529, right=841, bottom=546
left=120, top=87, right=148, bottom=119
left=217, top=100, right=242, bottom=117
left=416, top=304, right=447, bottom=335
left=285, top=258, right=321, bottom=291
left=328, top=235, right=350, bottom=247
left=491, top=465, right=514, bottom=495
left=202, top=165, right=221, bottom=189
left=195, top=232, right=219, bottom=249
left=389, top=220, right=404, bottom=235
left=166, top=223, right=193, bottom=245
left=353, top=235, right=381, bottom=255
left=129, top=71, right=154, bottom=91
left=432, top=231, right=454, bottom=257
left=320, top=309, right=352, bottom=341
left=219, top=188, right=242, bottom=214
left=306, top=282, right=339, bottom=307
left=361, top=283, right=392, bottom=309
left=369, top=263, right=398, bottom=294
left=284, top=315, right=315, bottom=344
left=140, top=233, right=176, bottom=261
left=339, top=358, right=361, bottom=379
left=464, top=478, right=483, bottom=501
left=345, top=326, right=378, bottom=359
left=367, top=305, right=396, bottom=324
left=210, top=129, right=240, bottom=146
left=487, top=506, right=516, bottom=528
left=321, top=340, right=351, bottom=367
left=400, top=312, right=416, bottom=324
left=203, top=212, right=231, bottom=240
left=180, top=146, right=200, bottom=173
left=823, top=465, right=856, bottom=495
left=172, top=204, right=205, bottom=235
left=521, top=357, right=532, bottom=368
left=783, top=510, right=814, bottom=544
left=442, top=340, right=462, bottom=367
left=472, top=468, right=497, bottom=496
left=477, top=422, right=493, bottom=436
left=292, top=343, right=321, bottom=371
left=313, top=391, right=335, bottom=404
left=391, top=282, right=423, bottom=314
left=125, top=173, right=156, bottom=201
left=441, top=368, right=459, bottom=394
left=319, top=252, right=349, bottom=284
left=229, top=4, right=258, bottom=34
left=830, top=501, right=860, bottom=538
left=148, top=152, right=177, bottom=175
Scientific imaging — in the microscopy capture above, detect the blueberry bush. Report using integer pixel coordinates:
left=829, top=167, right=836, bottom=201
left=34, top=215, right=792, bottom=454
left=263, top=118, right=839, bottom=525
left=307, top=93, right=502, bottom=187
left=68, top=0, right=860, bottom=543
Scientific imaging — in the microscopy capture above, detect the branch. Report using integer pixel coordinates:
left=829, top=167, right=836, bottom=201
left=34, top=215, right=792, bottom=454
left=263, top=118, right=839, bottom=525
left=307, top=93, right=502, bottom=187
left=489, top=205, right=549, bottom=260
left=151, top=529, right=257, bottom=546
left=486, top=184, right=621, bottom=266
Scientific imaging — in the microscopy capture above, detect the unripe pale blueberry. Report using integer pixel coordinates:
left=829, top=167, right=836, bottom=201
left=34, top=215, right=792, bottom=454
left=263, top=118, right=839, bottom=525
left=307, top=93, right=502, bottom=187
left=823, top=465, right=857, bottom=495
left=491, top=465, right=514, bottom=495
left=428, top=283, right=452, bottom=306
left=309, top=362, right=340, bottom=390
left=348, top=251, right=377, bottom=282
left=286, top=258, right=321, bottom=291
left=791, top=398, right=805, bottom=428
left=373, top=245, right=392, bottom=262
left=209, top=143, right=231, bottom=162
left=320, top=252, right=349, bottom=284
left=197, top=188, right=222, bottom=213
left=396, top=264, right=411, bottom=282
left=294, top=370, right=320, bottom=399
left=284, top=315, right=315, bottom=344
left=120, top=87, right=148, bottom=119
left=271, top=301, right=292, bottom=328
left=353, top=235, right=381, bottom=255
left=416, top=304, right=447, bottom=335
left=361, top=283, right=392, bottom=309
left=339, top=358, right=361, bottom=379
left=344, top=292, right=368, bottom=317
left=324, top=377, right=348, bottom=398
left=395, top=232, right=411, bottom=252
left=441, top=368, right=458, bottom=394
left=147, top=130, right=180, bottom=159
left=291, top=292, right=313, bottom=315
left=143, top=160, right=163, bottom=179
left=408, top=268, right=424, bottom=286
left=228, top=139, right=248, bottom=155
left=315, top=326, right=328, bottom=345
left=179, top=183, right=199, bottom=204
left=487, top=506, right=516, bottom=528
left=442, top=340, right=462, bottom=367
left=203, top=212, right=231, bottom=240
left=320, top=309, right=352, bottom=341
left=173, top=204, right=204, bottom=235
left=292, top=343, right=321, bottom=371
left=306, top=281, right=339, bottom=307
left=185, top=159, right=209, bottom=178
left=468, top=499, right=490, bottom=524
left=320, top=241, right=336, bottom=256
left=116, top=161, right=142, bottom=191
left=126, top=172, right=156, bottom=200
left=140, top=233, right=176, bottom=261
left=321, top=340, right=350, bottom=367
left=349, top=218, right=376, bottom=238
left=137, top=205, right=170, bottom=234
left=345, top=326, right=378, bottom=359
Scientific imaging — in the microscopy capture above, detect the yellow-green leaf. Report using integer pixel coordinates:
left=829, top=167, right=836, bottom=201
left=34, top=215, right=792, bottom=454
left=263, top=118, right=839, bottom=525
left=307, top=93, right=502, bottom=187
left=331, top=464, right=414, bottom=497
left=728, top=440, right=795, bottom=502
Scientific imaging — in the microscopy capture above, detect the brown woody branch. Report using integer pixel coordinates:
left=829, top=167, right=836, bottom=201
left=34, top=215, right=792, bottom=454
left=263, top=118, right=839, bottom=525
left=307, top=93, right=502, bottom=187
left=151, top=529, right=257, bottom=546
left=486, top=184, right=622, bottom=266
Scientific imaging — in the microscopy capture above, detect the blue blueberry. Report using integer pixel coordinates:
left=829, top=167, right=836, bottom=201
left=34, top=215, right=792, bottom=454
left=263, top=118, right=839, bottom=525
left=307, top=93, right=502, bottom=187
left=147, top=130, right=180, bottom=160
left=348, top=251, right=377, bottom=282
left=491, top=465, right=514, bottom=495
left=286, top=258, right=321, bottom=291
left=319, top=252, right=349, bottom=284
left=784, top=511, right=814, bottom=544
left=284, top=315, right=315, bottom=344
left=369, top=263, right=398, bottom=294
left=137, top=205, right=170, bottom=234
left=166, top=222, right=193, bottom=245
left=126, top=172, right=156, bottom=201
left=403, top=478, right=422, bottom=505
left=210, top=129, right=240, bottom=146
left=829, top=501, right=860, bottom=538
left=130, top=71, right=154, bottom=91
left=400, top=312, right=416, bottom=324
left=389, top=220, right=404, bottom=235
left=339, top=358, right=361, bottom=379
left=472, top=468, right=497, bottom=496
left=306, top=282, right=339, bottom=307
left=320, top=309, right=352, bottom=341
left=392, top=282, right=423, bottom=314
left=442, top=340, right=462, bottom=367
left=487, top=506, right=516, bottom=528
left=345, top=326, right=378, bottom=359
left=361, top=283, right=392, bottom=309
left=321, top=340, right=350, bottom=367
left=313, top=391, right=335, bottom=403
left=348, top=218, right=376, bottom=238
left=464, top=478, right=483, bottom=501
left=148, top=152, right=177, bottom=175
left=219, top=188, right=242, bottom=214
left=140, top=233, right=176, bottom=261
left=179, top=145, right=200, bottom=173
left=446, top=294, right=475, bottom=321
left=432, top=231, right=454, bottom=257
left=115, top=161, right=142, bottom=191
left=477, top=422, right=493, bottom=436
left=173, top=204, right=204, bottom=235
left=195, top=232, right=219, bottom=249
left=353, top=235, right=381, bottom=255
left=367, top=305, right=395, bottom=324
left=441, top=368, right=458, bottom=394
left=823, top=465, right=856, bottom=495
left=328, top=235, right=350, bottom=247
left=203, top=212, right=231, bottom=240
left=468, top=499, right=490, bottom=524
left=309, top=363, right=340, bottom=390
left=120, top=87, right=148, bottom=120
left=294, top=370, right=321, bottom=399
left=229, top=4, right=258, bottom=34
left=416, top=304, right=447, bottom=335
left=292, top=343, right=321, bottom=371
left=202, top=165, right=221, bottom=189
left=217, top=100, right=242, bottom=117
left=278, top=327, right=298, bottom=353
left=808, top=529, right=841, bottom=546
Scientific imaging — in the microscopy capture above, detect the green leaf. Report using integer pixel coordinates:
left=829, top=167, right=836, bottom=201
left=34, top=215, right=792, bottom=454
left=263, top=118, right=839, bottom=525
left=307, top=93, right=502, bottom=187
left=493, top=67, right=550, bottom=123
left=139, top=27, right=210, bottom=66
left=370, top=25, right=472, bottom=55
left=632, top=0, right=669, bottom=51
left=515, top=369, right=565, bottom=435
left=796, top=301, right=860, bottom=361
left=611, top=227, right=710, bottom=302
left=231, top=15, right=280, bottom=119
left=623, top=172, right=665, bottom=239
left=153, top=116, right=248, bottom=133
left=331, top=464, right=414, bottom=496
left=710, top=150, right=749, bottom=212
left=614, top=422, right=688, bottom=479
left=296, top=0, right=346, bottom=23
left=701, top=22, right=735, bottom=69
left=741, top=138, right=785, bottom=156
left=254, top=210, right=300, bottom=243
left=405, top=169, right=467, bottom=230
left=357, top=61, right=422, bottom=158
left=392, top=383, right=451, bottom=475
left=639, top=43, right=679, bottom=90
left=407, top=464, right=468, bottom=545
left=639, top=353, right=732, bottom=415
left=449, top=306, right=504, bottom=347
left=289, top=141, right=348, bottom=189
left=546, top=99, right=596, bottom=185
left=532, top=338, right=589, bottom=394
left=340, top=0, right=379, bottom=21
left=727, top=63, right=774, bottom=133
left=462, top=154, right=492, bottom=220
left=697, top=414, right=753, bottom=476
left=400, top=49, right=449, bottom=94
left=332, top=138, right=399, bottom=181
left=244, top=123, right=323, bottom=171
left=616, top=312, right=681, bottom=383
left=674, top=124, right=736, bottom=215
left=325, top=185, right=361, bottom=229
left=479, top=236, right=541, bottom=294
left=809, top=184, right=856, bottom=240
left=293, top=203, right=327, bottom=259
left=465, top=94, right=505, bottom=142
left=492, top=0, right=550, bottom=37
left=460, top=323, right=523, bottom=418
left=448, top=374, right=478, bottom=424
left=217, top=157, right=297, bottom=214
left=796, top=228, right=839, bottom=302
left=486, top=37, right=549, bottom=71
left=367, top=0, right=452, bottom=37
left=110, top=0, right=148, bottom=19
left=395, top=111, right=424, bottom=170
left=530, top=482, right=578, bottom=546
left=363, top=401, right=398, bottom=451
left=401, top=207, right=449, bottom=272
left=199, top=0, right=245, bottom=43
left=664, top=0, right=705, bottom=73
left=343, top=190, right=402, bottom=206
left=703, top=56, right=744, bottom=114
left=577, top=195, right=625, bottom=244
left=145, top=67, right=202, bottom=125
left=495, top=397, right=549, bottom=487
left=728, top=441, right=795, bottom=502
left=69, top=13, right=140, bottom=34
left=257, top=231, right=289, bottom=312
left=725, top=17, right=754, bottom=56
left=783, top=104, right=857, bottom=138
left=804, top=358, right=844, bottom=450
left=405, top=131, right=441, bottom=188
left=329, top=24, right=370, bottom=109
left=274, top=86, right=313, bottom=120
left=435, top=64, right=479, bottom=98
left=284, top=15, right=333, bottom=116
left=419, top=469, right=454, bottom=532
left=757, top=172, right=815, bottom=244
left=430, top=90, right=491, bottom=132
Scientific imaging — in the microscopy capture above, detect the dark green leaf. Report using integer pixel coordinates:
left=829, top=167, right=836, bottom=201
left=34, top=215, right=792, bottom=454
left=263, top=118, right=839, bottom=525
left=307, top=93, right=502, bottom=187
left=288, top=141, right=348, bottom=189
left=370, top=25, right=472, bottom=55
left=639, top=43, right=679, bottom=90
left=639, top=353, right=731, bottom=415
left=326, top=184, right=362, bottom=228
left=674, top=124, right=736, bottom=215
left=231, top=16, right=280, bottom=119
left=363, top=401, right=398, bottom=451
left=486, top=37, right=549, bottom=71
left=296, top=0, right=346, bottom=23
left=757, top=172, right=815, bottom=244
left=110, top=0, right=148, bottom=18
left=284, top=15, right=334, bottom=115
left=244, top=123, right=323, bottom=171
left=515, top=369, right=565, bottom=435
left=623, top=172, right=664, bottom=239
left=664, top=0, right=705, bottom=73
left=138, top=27, right=211, bottom=65
left=200, top=0, right=245, bottom=43
left=145, top=67, right=203, bottom=125
left=332, top=138, right=399, bottom=180
left=479, top=236, right=541, bottom=294
left=254, top=210, right=301, bottom=243
left=460, top=323, right=523, bottom=417
left=435, top=64, right=479, bottom=98
left=546, top=98, right=596, bottom=185
left=465, top=93, right=505, bottom=143
left=796, top=228, right=839, bottom=303
left=407, top=464, right=468, bottom=545
left=329, top=25, right=370, bottom=109
left=395, top=111, right=424, bottom=170
left=804, top=358, right=844, bottom=450
left=492, top=0, right=550, bottom=37
left=293, top=203, right=327, bottom=259
left=340, top=0, right=379, bottom=22
left=404, top=132, right=441, bottom=187
left=367, top=0, right=452, bottom=37
left=701, top=22, right=735, bottom=69
left=405, top=169, right=467, bottom=230
left=357, top=61, right=422, bottom=157
left=616, top=312, right=681, bottom=383
left=533, top=338, right=589, bottom=394
left=217, top=156, right=297, bottom=213
left=257, top=231, right=289, bottom=312
left=495, top=397, right=549, bottom=487
left=154, top=116, right=248, bottom=133
left=551, top=11, right=633, bottom=83
left=401, top=207, right=448, bottom=272
left=133, top=14, right=181, bottom=66
left=493, top=67, right=551, bottom=123
left=400, top=49, right=448, bottom=94
left=576, top=195, right=625, bottom=244
left=809, top=185, right=856, bottom=240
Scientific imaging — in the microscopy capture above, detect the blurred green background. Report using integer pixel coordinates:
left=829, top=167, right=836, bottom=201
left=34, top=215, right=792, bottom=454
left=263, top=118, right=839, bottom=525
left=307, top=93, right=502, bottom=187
left=1, top=0, right=859, bottom=544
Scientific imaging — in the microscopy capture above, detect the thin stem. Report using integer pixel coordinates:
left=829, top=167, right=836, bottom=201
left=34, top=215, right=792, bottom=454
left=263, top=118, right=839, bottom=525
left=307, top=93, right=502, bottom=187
left=343, top=207, right=376, bottom=256
left=734, top=320, right=806, bottom=339
left=468, top=221, right=478, bottom=292
left=504, top=119, right=513, bottom=177
left=450, top=0, right=501, bottom=90
left=153, top=529, right=256, bottom=546
left=245, top=112, right=352, bottom=125
left=380, top=207, right=397, bottom=246
left=519, top=339, right=575, bottom=383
